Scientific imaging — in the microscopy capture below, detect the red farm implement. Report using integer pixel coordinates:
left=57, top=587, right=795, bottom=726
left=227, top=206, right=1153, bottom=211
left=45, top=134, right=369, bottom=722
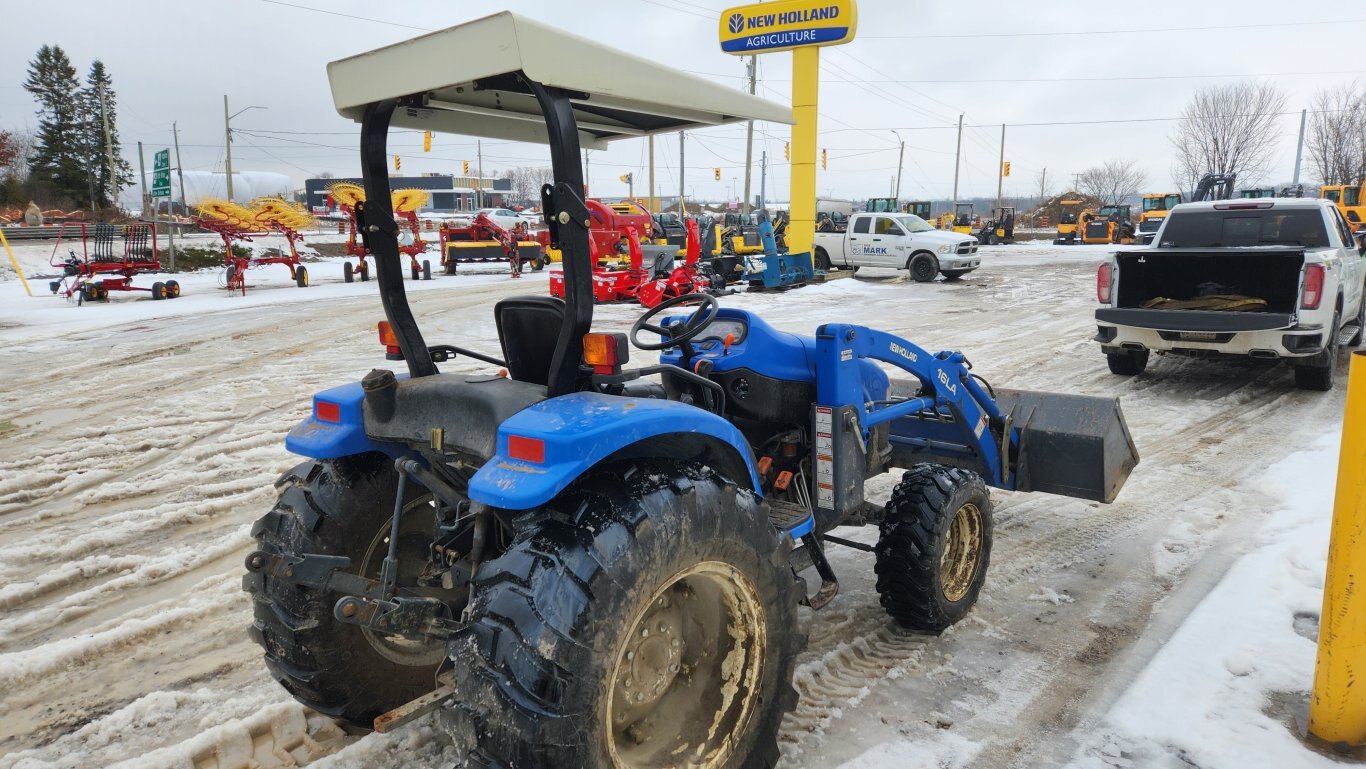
left=194, top=198, right=314, bottom=295
left=47, top=221, right=179, bottom=303
left=438, top=212, right=544, bottom=277
left=550, top=217, right=726, bottom=307
left=328, top=183, right=433, bottom=282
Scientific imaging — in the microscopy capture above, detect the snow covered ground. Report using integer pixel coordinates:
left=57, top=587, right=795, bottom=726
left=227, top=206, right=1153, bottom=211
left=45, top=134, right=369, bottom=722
left=0, top=243, right=1352, bottom=769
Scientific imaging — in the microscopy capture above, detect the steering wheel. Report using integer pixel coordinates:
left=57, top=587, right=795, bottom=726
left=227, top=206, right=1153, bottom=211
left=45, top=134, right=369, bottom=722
left=630, top=293, right=720, bottom=351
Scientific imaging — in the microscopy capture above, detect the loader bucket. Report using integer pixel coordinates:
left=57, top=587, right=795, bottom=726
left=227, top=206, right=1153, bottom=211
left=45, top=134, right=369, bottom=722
left=996, top=389, right=1138, bottom=503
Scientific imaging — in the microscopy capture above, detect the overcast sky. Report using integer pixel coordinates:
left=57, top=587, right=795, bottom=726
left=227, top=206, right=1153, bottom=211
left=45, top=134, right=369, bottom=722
left=3, top=0, right=1362, bottom=203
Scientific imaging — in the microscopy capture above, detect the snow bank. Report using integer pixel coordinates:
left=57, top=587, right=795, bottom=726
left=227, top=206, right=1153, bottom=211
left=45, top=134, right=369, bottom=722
left=1067, top=430, right=1343, bottom=769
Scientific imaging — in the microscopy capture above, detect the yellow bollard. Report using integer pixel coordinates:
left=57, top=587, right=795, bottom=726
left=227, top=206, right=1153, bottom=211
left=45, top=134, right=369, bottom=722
left=1310, top=349, right=1366, bottom=747
left=0, top=227, right=33, bottom=297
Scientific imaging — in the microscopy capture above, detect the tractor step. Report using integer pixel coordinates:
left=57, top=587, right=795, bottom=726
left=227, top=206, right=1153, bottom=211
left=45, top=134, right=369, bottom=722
left=766, top=499, right=815, bottom=540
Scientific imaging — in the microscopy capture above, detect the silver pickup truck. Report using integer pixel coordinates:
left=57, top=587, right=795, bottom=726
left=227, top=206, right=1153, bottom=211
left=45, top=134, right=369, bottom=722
left=1095, top=198, right=1366, bottom=390
left=813, top=212, right=980, bottom=282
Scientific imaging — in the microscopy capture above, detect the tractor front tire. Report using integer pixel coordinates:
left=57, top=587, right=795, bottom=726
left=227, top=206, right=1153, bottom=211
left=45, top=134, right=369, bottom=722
left=243, top=456, right=444, bottom=729
left=875, top=464, right=993, bottom=633
left=450, top=462, right=803, bottom=769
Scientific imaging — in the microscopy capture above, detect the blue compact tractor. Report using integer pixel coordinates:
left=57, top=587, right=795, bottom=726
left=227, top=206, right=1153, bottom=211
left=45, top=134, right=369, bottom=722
left=243, top=13, right=1138, bottom=768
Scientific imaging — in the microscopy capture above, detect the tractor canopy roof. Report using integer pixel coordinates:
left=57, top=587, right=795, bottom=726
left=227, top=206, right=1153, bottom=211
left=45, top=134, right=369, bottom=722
left=327, top=11, right=793, bottom=150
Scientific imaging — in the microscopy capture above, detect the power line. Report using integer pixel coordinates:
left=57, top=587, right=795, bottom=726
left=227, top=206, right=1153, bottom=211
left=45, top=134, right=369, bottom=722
left=261, top=0, right=433, bottom=31
left=859, top=18, right=1366, bottom=39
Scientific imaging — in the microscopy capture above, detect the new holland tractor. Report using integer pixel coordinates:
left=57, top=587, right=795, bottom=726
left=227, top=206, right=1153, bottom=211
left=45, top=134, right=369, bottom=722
left=243, top=14, right=1139, bottom=768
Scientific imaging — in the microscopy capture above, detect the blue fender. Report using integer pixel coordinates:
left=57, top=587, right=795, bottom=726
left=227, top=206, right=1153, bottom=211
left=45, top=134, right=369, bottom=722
left=468, top=392, right=761, bottom=510
left=284, top=381, right=390, bottom=459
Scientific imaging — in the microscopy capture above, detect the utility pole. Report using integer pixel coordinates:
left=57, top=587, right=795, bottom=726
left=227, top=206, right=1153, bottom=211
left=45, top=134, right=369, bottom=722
left=951, top=114, right=964, bottom=211
left=891, top=129, right=904, bottom=202
left=137, top=141, right=148, bottom=218
left=759, top=150, right=767, bottom=214
left=173, top=122, right=187, bottom=213
left=98, top=81, right=117, bottom=210
left=742, top=56, right=757, bottom=213
left=995, top=123, right=1006, bottom=214
left=648, top=134, right=656, bottom=213
left=679, top=131, right=686, bottom=215
left=476, top=140, right=483, bottom=208
left=223, top=95, right=234, bottom=202
left=1293, top=108, right=1308, bottom=185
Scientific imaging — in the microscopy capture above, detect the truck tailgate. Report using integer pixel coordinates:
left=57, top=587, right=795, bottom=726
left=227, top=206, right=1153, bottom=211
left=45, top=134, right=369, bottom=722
left=1095, top=307, right=1295, bottom=331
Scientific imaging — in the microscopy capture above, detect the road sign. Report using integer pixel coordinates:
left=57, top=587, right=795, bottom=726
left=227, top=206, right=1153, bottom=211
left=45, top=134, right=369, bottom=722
left=151, top=149, right=171, bottom=198
left=718, top=0, right=857, bottom=55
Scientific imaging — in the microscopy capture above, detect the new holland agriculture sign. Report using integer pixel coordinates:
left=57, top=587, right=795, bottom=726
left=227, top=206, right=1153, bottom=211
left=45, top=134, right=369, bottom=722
left=718, top=0, right=857, bottom=54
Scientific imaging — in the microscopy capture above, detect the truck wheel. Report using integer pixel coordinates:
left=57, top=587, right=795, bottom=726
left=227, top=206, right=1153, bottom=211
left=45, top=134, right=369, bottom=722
left=243, top=456, right=447, bottom=729
left=941, top=270, right=969, bottom=281
left=875, top=464, right=993, bottom=632
left=450, top=462, right=802, bottom=769
left=1106, top=349, right=1149, bottom=375
left=814, top=248, right=832, bottom=272
left=1295, top=312, right=1340, bottom=391
left=908, top=253, right=938, bottom=282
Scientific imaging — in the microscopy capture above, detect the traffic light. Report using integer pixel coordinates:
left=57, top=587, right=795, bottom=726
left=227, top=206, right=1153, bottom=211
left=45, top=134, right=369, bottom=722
left=462, top=160, right=469, bottom=174
left=1002, top=161, right=1011, bottom=177
left=394, top=155, right=400, bottom=172
left=423, top=131, right=432, bottom=152
left=619, top=172, right=633, bottom=184
left=821, top=148, right=827, bottom=170
left=784, top=142, right=790, bottom=161
left=714, top=167, right=721, bottom=181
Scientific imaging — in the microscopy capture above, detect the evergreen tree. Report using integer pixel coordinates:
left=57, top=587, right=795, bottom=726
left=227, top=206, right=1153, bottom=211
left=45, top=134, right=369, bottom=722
left=80, top=60, right=133, bottom=209
left=23, top=44, right=85, bottom=206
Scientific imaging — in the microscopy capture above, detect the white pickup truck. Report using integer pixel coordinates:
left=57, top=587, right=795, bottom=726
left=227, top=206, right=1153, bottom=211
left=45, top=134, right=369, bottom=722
left=813, top=212, right=981, bottom=282
left=1095, top=198, right=1366, bottom=390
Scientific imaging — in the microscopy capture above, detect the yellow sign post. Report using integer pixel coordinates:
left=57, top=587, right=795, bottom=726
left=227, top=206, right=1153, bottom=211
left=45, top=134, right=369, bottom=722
left=0, top=228, right=33, bottom=297
left=719, top=0, right=857, bottom=257
left=1309, top=349, right=1366, bottom=748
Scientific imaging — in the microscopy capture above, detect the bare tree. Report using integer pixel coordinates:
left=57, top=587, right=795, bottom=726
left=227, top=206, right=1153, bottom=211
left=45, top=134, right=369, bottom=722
left=1078, top=159, right=1146, bottom=205
left=505, top=166, right=554, bottom=204
left=1306, top=83, right=1366, bottom=186
left=1171, top=81, right=1286, bottom=192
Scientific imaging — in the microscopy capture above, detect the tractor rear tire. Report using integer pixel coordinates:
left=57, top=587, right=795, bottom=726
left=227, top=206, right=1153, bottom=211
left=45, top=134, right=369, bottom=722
left=243, top=456, right=446, bottom=729
left=344, top=262, right=354, bottom=283
left=152, top=281, right=166, bottom=300
left=1106, top=349, right=1149, bottom=375
left=422, top=260, right=432, bottom=281
left=450, top=462, right=803, bottom=769
left=909, top=253, right=938, bottom=283
left=296, top=266, right=309, bottom=288
left=875, top=464, right=993, bottom=633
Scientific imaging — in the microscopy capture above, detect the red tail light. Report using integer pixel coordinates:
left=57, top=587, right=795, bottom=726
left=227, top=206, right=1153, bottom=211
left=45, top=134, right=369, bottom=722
left=1301, top=264, right=1325, bottom=309
left=315, top=400, right=341, bottom=423
left=1097, top=263, right=1113, bottom=304
left=507, top=435, right=545, bottom=463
